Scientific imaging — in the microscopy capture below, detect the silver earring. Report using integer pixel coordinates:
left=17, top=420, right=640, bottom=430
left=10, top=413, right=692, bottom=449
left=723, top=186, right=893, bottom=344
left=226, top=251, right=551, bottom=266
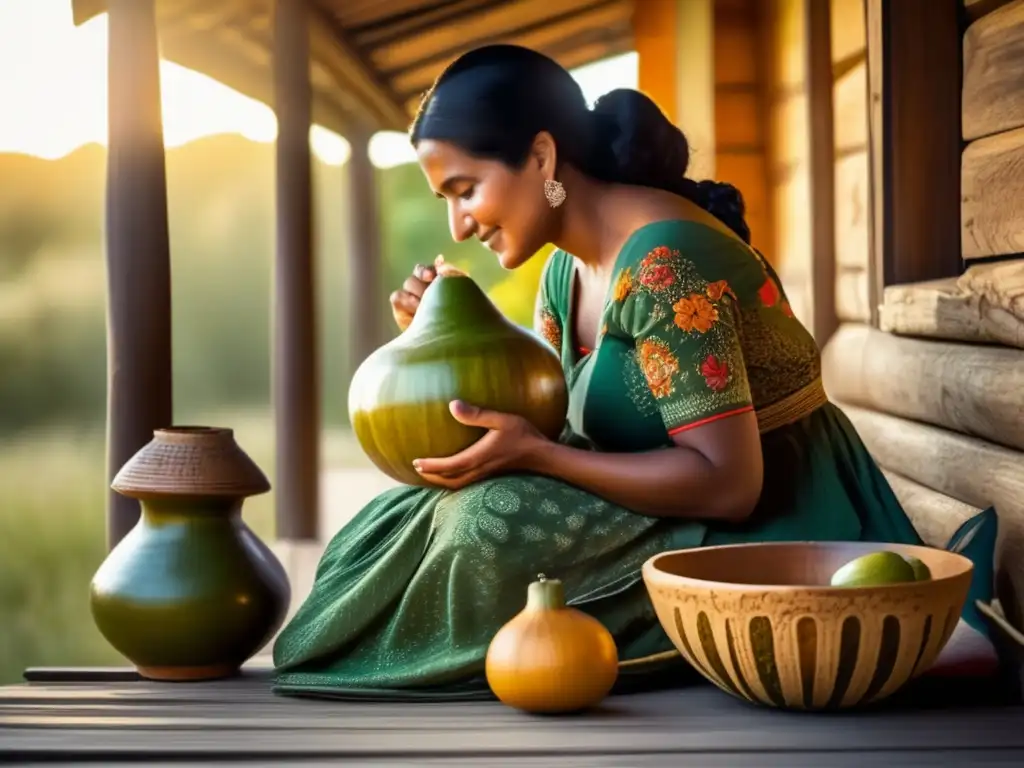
left=544, top=179, right=566, bottom=208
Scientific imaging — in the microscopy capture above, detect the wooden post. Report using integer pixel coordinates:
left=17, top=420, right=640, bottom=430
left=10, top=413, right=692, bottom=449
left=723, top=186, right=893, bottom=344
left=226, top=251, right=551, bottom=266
left=633, top=0, right=716, bottom=178
left=865, top=0, right=963, bottom=326
left=272, top=0, right=319, bottom=541
left=104, top=0, right=174, bottom=549
left=345, top=126, right=385, bottom=373
left=806, top=0, right=838, bottom=345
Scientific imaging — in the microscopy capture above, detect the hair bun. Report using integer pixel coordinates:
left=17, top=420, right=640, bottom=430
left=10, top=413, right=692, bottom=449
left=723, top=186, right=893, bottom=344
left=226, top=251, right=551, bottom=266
left=589, top=90, right=690, bottom=187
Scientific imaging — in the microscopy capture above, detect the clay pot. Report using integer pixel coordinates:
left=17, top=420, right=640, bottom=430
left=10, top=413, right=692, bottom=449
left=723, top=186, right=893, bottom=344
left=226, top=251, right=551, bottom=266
left=90, top=427, right=290, bottom=681
left=642, top=541, right=972, bottom=710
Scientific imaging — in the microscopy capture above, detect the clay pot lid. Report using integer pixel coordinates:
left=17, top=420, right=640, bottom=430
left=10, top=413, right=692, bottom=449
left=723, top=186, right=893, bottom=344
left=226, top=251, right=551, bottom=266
left=111, top=426, right=271, bottom=499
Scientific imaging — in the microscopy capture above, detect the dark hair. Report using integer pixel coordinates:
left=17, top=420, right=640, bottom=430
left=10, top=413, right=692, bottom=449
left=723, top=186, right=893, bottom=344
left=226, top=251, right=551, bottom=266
left=410, top=44, right=750, bottom=244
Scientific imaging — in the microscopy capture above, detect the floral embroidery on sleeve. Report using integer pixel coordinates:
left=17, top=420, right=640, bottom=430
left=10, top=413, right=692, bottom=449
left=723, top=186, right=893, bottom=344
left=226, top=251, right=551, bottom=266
left=638, top=338, right=680, bottom=398
left=613, top=268, right=633, bottom=301
left=538, top=307, right=562, bottom=353
left=618, top=244, right=754, bottom=435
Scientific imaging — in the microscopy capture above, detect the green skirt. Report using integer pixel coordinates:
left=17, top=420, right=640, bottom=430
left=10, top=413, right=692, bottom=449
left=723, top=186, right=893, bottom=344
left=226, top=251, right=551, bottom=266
left=271, top=404, right=997, bottom=700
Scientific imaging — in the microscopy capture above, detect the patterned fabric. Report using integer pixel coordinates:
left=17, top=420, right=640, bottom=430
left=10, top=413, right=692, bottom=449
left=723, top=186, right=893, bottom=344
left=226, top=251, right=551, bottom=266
left=272, top=219, right=997, bottom=701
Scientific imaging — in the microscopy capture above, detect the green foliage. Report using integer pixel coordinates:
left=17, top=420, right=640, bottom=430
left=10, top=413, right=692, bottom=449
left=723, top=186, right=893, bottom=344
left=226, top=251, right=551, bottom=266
left=0, top=135, right=543, bottom=434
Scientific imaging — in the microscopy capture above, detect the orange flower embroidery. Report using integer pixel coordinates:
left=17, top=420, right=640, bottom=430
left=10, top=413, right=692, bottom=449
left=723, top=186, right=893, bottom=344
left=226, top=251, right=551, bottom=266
left=701, top=355, right=730, bottom=392
left=639, top=263, right=675, bottom=291
left=673, top=293, right=719, bottom=333
left=539, top=310, right=562, bottom=351
left=613, top=268, right=633, bottom=301
left=758, top=276, right=780, bottom=307
left=706, top=280, right=735, bottom=302
left=638, top=338, right=679, bottom=399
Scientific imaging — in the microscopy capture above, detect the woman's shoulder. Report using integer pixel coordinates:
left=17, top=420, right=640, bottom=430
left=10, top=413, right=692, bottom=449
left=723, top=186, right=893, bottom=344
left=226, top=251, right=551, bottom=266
left=615, top=219, right=763, bottom=288
left=537, top=246, right=574, bottom=312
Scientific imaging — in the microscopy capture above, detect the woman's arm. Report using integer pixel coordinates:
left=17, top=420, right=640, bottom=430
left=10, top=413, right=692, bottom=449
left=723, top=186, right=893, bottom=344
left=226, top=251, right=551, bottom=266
left=412, top=400, right=763, bottom=523
left=525, top=410, right=763, bottom=522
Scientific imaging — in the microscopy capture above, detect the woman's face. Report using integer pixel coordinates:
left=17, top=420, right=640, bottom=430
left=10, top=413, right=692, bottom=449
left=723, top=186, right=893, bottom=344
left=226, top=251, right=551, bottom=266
left=415, top=138, right=554, bottom=270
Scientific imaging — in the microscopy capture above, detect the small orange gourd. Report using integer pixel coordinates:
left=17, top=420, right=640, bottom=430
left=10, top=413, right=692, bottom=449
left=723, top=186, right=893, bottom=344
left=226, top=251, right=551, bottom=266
left=485, top=574, right=619, bottom=713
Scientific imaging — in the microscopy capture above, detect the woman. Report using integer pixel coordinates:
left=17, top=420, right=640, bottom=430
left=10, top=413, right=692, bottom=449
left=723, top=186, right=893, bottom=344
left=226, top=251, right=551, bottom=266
left=273, top=45, right=996, bottom=699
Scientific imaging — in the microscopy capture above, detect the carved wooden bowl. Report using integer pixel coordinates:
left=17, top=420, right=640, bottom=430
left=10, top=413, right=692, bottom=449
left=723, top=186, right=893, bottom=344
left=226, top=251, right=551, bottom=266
left=641, top=541, right=973, bottom=710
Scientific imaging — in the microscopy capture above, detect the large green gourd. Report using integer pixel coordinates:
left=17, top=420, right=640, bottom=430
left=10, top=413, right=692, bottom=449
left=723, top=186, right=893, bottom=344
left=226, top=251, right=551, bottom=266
left=348, top=274, right=568, bottom=486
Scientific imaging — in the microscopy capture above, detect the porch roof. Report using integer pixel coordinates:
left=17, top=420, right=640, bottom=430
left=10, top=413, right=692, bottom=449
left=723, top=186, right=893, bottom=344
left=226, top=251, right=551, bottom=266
left=71, top=0, right=636, bottom=135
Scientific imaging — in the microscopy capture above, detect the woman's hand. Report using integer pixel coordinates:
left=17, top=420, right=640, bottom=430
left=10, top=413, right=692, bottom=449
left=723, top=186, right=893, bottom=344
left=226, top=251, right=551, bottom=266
left=390, top=255, right=467, bottom=331
left=412, top=400, right=547, bottom=490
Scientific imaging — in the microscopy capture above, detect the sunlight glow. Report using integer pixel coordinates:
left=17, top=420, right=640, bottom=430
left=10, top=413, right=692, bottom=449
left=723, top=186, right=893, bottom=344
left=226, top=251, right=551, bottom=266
left=0, top=1, right=636, bottom=167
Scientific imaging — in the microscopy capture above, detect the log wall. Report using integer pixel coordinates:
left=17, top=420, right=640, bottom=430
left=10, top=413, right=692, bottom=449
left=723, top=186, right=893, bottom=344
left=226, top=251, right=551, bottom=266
left=829, top=0, right=870, bottom=323
left=821, top=0, right=1024, bottom=631
left=962, top=0, right=1024, bottom=260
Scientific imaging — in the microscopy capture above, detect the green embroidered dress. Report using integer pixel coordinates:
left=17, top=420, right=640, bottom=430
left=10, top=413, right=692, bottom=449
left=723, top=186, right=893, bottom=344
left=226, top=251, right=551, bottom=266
left=272, top=220, right=995, bottom=700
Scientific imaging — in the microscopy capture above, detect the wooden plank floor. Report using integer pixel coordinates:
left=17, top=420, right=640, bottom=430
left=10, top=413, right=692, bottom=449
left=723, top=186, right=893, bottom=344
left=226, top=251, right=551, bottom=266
left=1, top=667, right=1023, bottom=766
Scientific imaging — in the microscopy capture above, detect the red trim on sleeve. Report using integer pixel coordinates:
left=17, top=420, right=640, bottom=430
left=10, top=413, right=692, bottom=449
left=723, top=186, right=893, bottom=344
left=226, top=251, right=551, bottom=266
left=666, top=405, right=755, bottom=436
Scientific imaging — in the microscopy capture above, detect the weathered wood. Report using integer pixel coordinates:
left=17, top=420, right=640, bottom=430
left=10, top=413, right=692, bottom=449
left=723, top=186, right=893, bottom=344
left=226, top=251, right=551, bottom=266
left=963, top=0, right=1024, bottom=140
left=833, top=60, right=867, bottom=152
left=273, top=0, right=319, bottom=541
left=807, top=0, right=838, bottom=345
left=965, top=0, right=1020, bottom=23
left=345, top=128, right=387, bottom=375
left=865, top=0, right=963, bottom=325
left=47, top=754, right=1024, bottom=768
left=962, top=126, right=1024, bottom=260
left=882, top=469, right=984, bottom=548
left=0, top=673, right=1022, bottom=760
left=104, top=0, right=174, bottom=549
left=821, top=323, right=1024, bottom=451
left=879, top=268, right=1024, bottom=350
left=830, top=0, right=866, bottom=65
left=838, top=403, right=1024, bottom=628
left=390, top=1, right=634, bottom=96
left=835, top=267, right=871, bottom=322
left=370, top=0, right=593, bottom=73
left=834, top=149, right=869, bottom=271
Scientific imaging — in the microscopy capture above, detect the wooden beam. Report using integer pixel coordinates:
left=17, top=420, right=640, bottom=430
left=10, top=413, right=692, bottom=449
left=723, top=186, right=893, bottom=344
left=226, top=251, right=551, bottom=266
left=833, top=62, right=868, bottom=153
left=806, top=0, right=838, bottom=345
left=307, top=5, right=410, bottom=130
left=71, top=0, right=405, bottom=133
left=633, top=0, right=679, bottom=125
left=158, top=23, right=354, bottom=136
left=878, top=259, right=1024, bottom=348
left=389, top=1, right=632, bottom=96
left=963, top=0, right=1024, bottom=140
left=822, top=323, right=1024, bottom=451
left=836, top=266, right=871, bottom=322
left=104, top=0, right=174, bottom=549
left=353, top=0, right=507, bottom=46
left=345, top=128, right=386, bottom=375
left=962, top=126, right=1024, bottom=260
left=830, top=0, right=867, bottom=64
left=882, top=469, right=983, bottom=549
left=273, top=0, right=319, bottom=542
left=964, top=0, right=1018, bottom=22
left=834, top=149, right=869, bottom=272
left=864, top=0, right=964, bottom=326
left=370, top=0, right=597, bottom=74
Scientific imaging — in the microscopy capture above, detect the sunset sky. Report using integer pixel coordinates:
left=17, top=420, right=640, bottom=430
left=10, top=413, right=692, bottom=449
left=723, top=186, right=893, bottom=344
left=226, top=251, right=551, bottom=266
left=0, top=0, right=637, bottom=167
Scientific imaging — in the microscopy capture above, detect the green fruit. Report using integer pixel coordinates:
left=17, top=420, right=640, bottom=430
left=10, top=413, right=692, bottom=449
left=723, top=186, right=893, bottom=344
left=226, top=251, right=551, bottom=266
left=348, top=275, right=569, bottom=486
left=830, top=551, right=917, bottom=587
left=904, top=555, right=932, bottom=581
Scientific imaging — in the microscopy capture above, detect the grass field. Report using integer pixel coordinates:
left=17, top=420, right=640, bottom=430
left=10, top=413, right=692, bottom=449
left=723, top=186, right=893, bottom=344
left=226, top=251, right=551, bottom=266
left=0, top=408, right=365, bottom=684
